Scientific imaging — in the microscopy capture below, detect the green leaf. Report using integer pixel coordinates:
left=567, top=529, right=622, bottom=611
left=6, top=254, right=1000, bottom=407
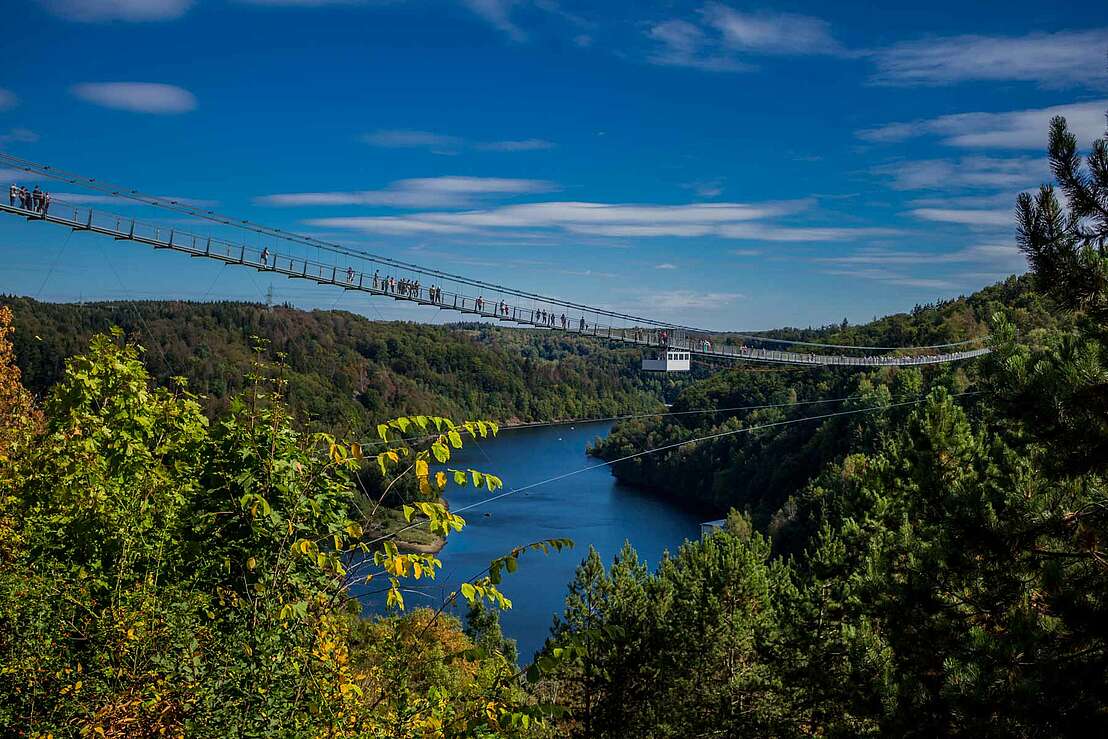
left=460, top=582, right=476, bottom=603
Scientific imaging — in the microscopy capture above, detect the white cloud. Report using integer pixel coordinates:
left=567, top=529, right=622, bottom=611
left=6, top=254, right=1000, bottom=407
left=474, top=138, right=555, bottom=151
left=643, top=290, right=745, bottom=310
left=361, top=130, right=462, bottom=150
left=858, top=100, right=1108, bottom=149
left=908, top=208, right=1014, bottom=227
left=463, top=0, right=526, bottom=42
left=303, top=198, right=894, bottom=242
left=646, top=4, right=842, bottom=72
left=647, top=19, right=751, bottom=72
left=0, top=89, right=16, bottom=110
left=701, top=2, right=841, bottom=55
left=730, top=248, right=761, bottom=257
left=0, top=169, right=45, bottom=182
left=820, top=243, right=1026, bottom=270
left=823, top=267, right=962, bottom=290
left=870, top=29, right=1108, bottom=87
left=655, top=263, right=677, bottom=270
left=237, top=0, right=363, bottom=5
left=361, top=129, right=553, bottom=154
left=718, top=223, right=899, bottom=242
left=907, top=192, right=1026, bottom=209
left=0, top=128, right=39, bottom=146
left=258, top=176, right=557, bottom=209
left=40, top=0, right=192, bottom=22
left=71, top=82, right=197, bottom=114
left=681, top=178, right=725, bottom=198
left=871, top=156, right=1047, bottom=190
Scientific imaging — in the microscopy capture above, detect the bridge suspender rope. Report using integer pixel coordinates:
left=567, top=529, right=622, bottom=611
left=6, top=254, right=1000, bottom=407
left=0, top=155, right=990, bottom=367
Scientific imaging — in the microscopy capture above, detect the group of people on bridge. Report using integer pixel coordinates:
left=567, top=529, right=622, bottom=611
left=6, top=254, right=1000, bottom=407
left=243, top=246, right=975, bottom=366
left=9, top=184, right=50, bottom=215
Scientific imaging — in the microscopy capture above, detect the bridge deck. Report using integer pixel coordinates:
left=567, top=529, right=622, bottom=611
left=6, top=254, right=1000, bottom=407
left=0, top=201, right=989, bottom=367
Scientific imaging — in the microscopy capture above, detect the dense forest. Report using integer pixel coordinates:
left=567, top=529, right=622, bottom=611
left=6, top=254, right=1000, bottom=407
left=1, top=113, right=1107, bottom=737
left=1, top=297, right=694, bottom=433
left=591, top=274, right=1066, bottom=524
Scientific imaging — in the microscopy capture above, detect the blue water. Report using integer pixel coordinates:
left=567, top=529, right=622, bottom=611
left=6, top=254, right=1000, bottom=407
left=358, top=421, right=702, bottom=661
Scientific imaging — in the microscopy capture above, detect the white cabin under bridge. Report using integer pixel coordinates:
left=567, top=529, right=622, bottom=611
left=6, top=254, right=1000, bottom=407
left=642, top=349, right=691, bottom=372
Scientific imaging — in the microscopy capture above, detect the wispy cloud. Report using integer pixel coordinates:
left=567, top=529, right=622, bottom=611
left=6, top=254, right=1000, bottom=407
left=646, top=3, right=843, bottom=72
left=858, top=100, right=1108, bottom=149
left=907, top=207, right=1014, bottom=227
left=460, top=0, right=591, bottom=43
left=681, top=178, right=725, bottom=198
left=40, top=0, right=193, bottom=22
left=462, top=0, right=526, bottom=42
left=474, top=138, right=555, bottom=152
left=304, top=199, right=893, bottom=242
left=257, top=176, right=557, bottom=209
left=71, top=82, right=197, bottom=114
left=647, top=20, right=751, bottom=72
left=0, top=128, right=38, bottom=146
left=0, top=89, right=16, bottom=111
left=701, top=3, right=842, bottom=55
left=361, top=129, right=554, bottom=154
left=730, top=249, right=762, bottom=257
left=634, top=289, right=745, bottom=311
left=361, top=130, right=463, bottom=151
left=820, top=243, right=1026, bottom=270
left=237, top=0, right=364, bottom=6
left=655, top=263, right=677, bottom=270
left=717, top=223, right=899, bottom=242
left=907, top=192, right=1025, bottom=209
left=870, top=29, right=1108, bottom=87
left=0, top=168, right=45, bottom=182
left=822, top=267, right=962, bottom=291
left=871, top=156, right=1047, bottom=190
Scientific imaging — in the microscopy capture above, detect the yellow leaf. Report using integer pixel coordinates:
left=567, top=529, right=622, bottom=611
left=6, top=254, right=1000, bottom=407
left=415, top=459, right=429, bottom=477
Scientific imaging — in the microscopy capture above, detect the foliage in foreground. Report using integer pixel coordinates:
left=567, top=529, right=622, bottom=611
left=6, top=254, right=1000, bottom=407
left=0, top=320, right=557, bottom=737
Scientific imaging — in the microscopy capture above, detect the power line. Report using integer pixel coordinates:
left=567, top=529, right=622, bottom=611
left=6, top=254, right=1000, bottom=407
left=356, top=392, right=978, bottom=553
left=352, top=392, right=925, bottom=451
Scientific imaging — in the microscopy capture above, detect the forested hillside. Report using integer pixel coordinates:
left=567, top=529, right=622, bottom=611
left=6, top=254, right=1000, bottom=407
left=591, top=273, right=1063, bottom=523
left=732, top=273, right=1063, bottom=348
left=1, top=297, right=685, bottom=433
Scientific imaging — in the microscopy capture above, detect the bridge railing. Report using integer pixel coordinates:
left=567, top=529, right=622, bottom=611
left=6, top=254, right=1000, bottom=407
left=2, top=198, right=990, bottom=367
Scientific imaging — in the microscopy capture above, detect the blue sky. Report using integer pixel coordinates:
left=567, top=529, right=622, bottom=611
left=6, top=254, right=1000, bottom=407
left=1, top=0, right=1107, bottom=330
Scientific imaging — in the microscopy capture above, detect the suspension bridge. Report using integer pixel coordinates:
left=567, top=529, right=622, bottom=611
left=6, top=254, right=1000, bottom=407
left=1, top=154, right=990, bottom=368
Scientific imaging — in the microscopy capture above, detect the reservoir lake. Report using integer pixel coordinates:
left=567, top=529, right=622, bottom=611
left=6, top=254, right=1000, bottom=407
left=359, top=421, right=703, bottom=660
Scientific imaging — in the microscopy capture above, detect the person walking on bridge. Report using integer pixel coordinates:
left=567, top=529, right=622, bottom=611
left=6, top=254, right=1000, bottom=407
left=8, top=184, right=16, bottom=207
left=31, top=186, right=42, bottom=213
left=41, top=191, right=50, bottom=216
left=260, top=247, right=270, bottom=267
